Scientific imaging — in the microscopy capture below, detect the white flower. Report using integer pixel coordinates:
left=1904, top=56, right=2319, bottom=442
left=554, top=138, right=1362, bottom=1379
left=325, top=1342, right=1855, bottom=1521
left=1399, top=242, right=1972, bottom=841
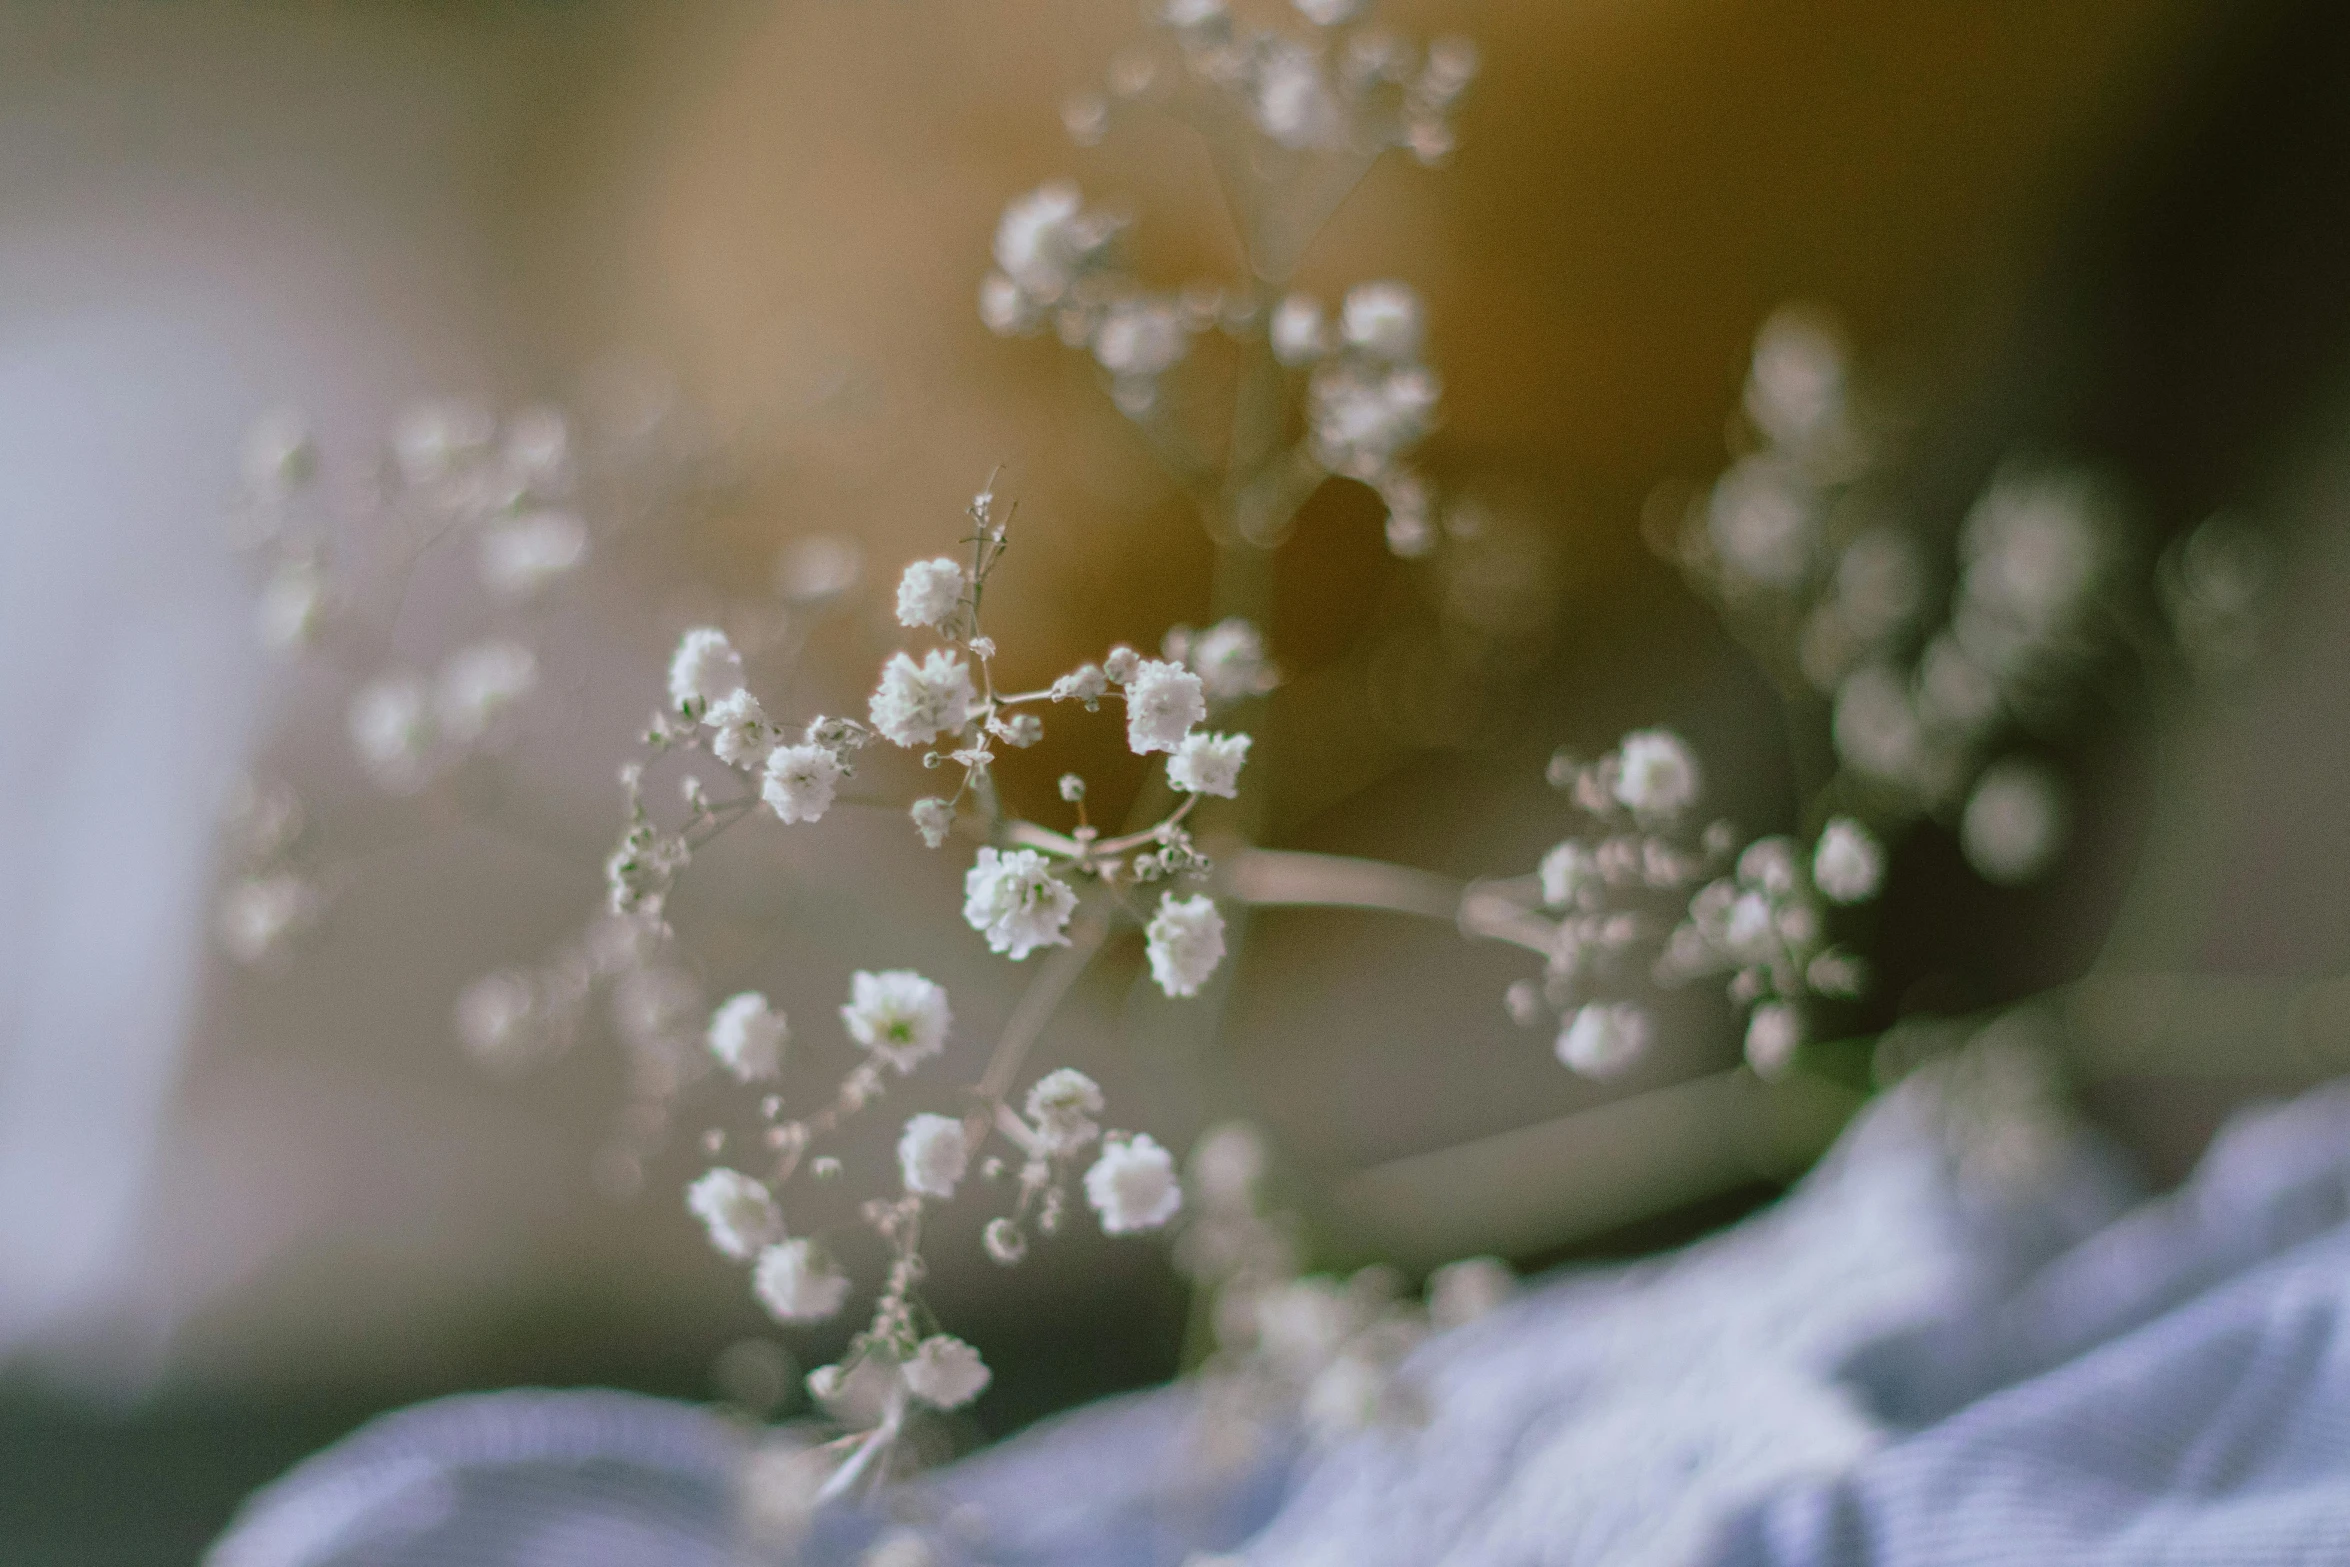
left=687, top=1168, right=782, bottom=1261
left=1744, top=1002, right=1801, bottom=1080
left=1050, top=664, right=1109, bottom=704
left=1188, top=617, right=1276, bottom=702
left=1722, top=889, right=1779, bottom=962
left=1341, top=281, right=1425, bottom=362
left=255, top=560, right=328, bottom=650
left=1270, top=294, right=1326, bottom=365
left=1294, top=0, right=1363, bottom=26
left=1538, top=841, right=1596, bottom=910
left=868, top=650, right=978, bottom=748
left=962, top=848, right=1077, bottom=960
left=1309, top=363, right=1440, bottom=476
left=1024, top=1067, right=1104, bottom=1156
left=669, top=628, right=744, bottom=718
left=707, top=992, right=787, bottom=1081
left=217, top=874, right=317, bottom=965
left=1166, top=731, right=1250, bottom=797
left=1737, top=836, right=1801, bottom=897
left=978, top=271, right=1031, bottom=335
left=1123, top=659, right=1206, bottom=754
left=1253, top=38, right=1339, bottom=148
left=392, top=399, right=493, bottom=485
left=1961, top=759, right=2067, bottom=885
left=993, top=182, right=1107, bottom=302
left=753, top=1239, right=850, bottom=1323
left=1554, top=1002, right=1649, bottom=1078
left=1145, top=893, right=1226, bottom=998
left=910, top=797, right=954, bottom=848
left=435, top=641, right=538, bottom=745
left=1084, top=1133, right=1182, bottom=1234
left=895, top=557, right=967, bottom=629
left=1812, top=817, right=1885, bottom=904
left=840, top=969, right=951, bottom=1073
left=707, top=690, right=773, bottom=768
left=349, top=675, right=433, bottom=790
left=898, top=1113, right=971, bottom=1199
left=1612, top=730, right=1700, bottom=818
left=241, top=407, right=315, bottom=494
left=1708, top=454, right=1816, bottom=589
left=479, top=510, right=587, bottom=598
left=902, top=1334, right=991, bottom=1410
left=1426, top=1256, right=1516, bottom=1330
left=762, top=743, right=843, bottom=825
left=1093, top=297, right=1189, bottom=380
left=1103, top=646, right=1143, bottom=683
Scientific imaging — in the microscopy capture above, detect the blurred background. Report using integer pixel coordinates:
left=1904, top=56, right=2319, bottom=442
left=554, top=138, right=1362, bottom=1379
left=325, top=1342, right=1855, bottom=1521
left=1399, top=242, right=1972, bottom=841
left=10, top=0, right=2350, bottom=1558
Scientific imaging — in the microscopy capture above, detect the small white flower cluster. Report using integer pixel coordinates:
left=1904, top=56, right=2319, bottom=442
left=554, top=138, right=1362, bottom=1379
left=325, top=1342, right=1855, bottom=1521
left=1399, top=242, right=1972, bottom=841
left=1063, top=0, right=1477, bottom=168
left=212, top=773, right=327, bottom=968
left=1493, top=731, right=1887, bottom=1082
left=1655, top=820, right=1884, bottom=1080
left=347, top=641, right=539, bottom=793
left=1288, top=281, right=1446, bottom=555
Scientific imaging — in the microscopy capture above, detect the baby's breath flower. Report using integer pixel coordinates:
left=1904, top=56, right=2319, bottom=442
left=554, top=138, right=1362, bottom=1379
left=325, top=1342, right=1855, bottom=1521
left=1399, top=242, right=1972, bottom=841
left=708, top=690, right=774, bottom=769
left=910, top=797, right=955, bottom=849
left=1084, top=1132, right=1182, bottom=1234
left=963, top=848, right=1078, bottom=960
left=1962, top=759, right=2067, bottom=885
left=1057, top=774, right=1086, bottom=803
left=1812, top=817, right=1885, bottom=904
left=434, top=641, right=538, bottom=745
left=869, top=650, right=978, bottom=749
left=1309, top=362, right=1440, bottom=477
left=895, top=557, right=967, bottom=630
left=1166, top=731, right=1250, bottom=797
left=1744, top=1001, right=1801, bottom=1080
left=669, top=628, right=745, bottom=719
left=762, top=742, right=844, bottom=825
left=1025, top=1067, right=1104, bottom=1156
left=753, top=1238, right=851, bottom=1323
left=903, top=1334, right=991, bottom=1409
left=1188, top=618, right=1277, bottom=703
left=983, top=1217, right=1028, bottom=1265
left=217, top=873, right=318, bottom=965
left=898, top=1113, right=971, bottom=1199
left=1270, top=294, right=1327, bottom=366
left=1103, top=646, right=1143, bottom=684
left=993, top=182, right=1108, bottom=305
left=1538, top=840, right=1596, bottom=910
left=1612, top=730, right=1700, bottom=818
left=1554, top=1002, right=1649, bottom=1078
left=1145, top=893, right=1226, bottom=998
left=841, top=970, right=950, bottom=1074
left=1050, top=664, right=1109, bottom=704
left=479, top=510, right=587, bottom=599
left=255, top=560, right=329, bottom=650
left=241, top=407, right=315, bottom=494
left=708, top=992, right=788, bottom=1082
left=1093, top=297, right=1190, bottom=380
left=1340, top=281, right=1425, bottom=363
left=687, top=1168, right=783, bottom=1261
left=1123, top=659, right=1207, bottom=754
left=349, top=674, right=433, bottom=791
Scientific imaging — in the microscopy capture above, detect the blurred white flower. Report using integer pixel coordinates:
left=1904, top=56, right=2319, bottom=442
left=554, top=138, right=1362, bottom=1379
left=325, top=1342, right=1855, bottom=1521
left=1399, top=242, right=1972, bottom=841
left=964, top=847, right=1078, bottom=959
left=1270, top=294, right=1327, bottom=366
left=1085, top=1132, right=1183, bottom=1233
left=241, top=407, right=316, bottom=494
left=1093, top=297, right=1190, bottom=380
left=1340, top=281, right=1425, bottom=362
left=753, top=1239, right=850, bottom=1323
left=479, top=510, right=587, bottom=599
left=1708, top=454, right=1816, bottom=589
left=1555, top=1002, right=1648, bottom=1078
left=1538, top=840, right=1596, bottom=910
left=348, top=674, right=433, bottom=791
left=1744, top=1001, right=1801, bottom=1079
left=1811, top=817, right=1884, bottom=904
left=216, top=873, right=318, bottom=965
left=688, top=1168, right=783, bottom=1261
left=708, top=992, right=788, bottom=1082
left=1426, top=1256, right=1516, bottom=1331
left=435, top=641, right=537, bottom=745
left=254, top=559, right=329, bottom=651
left=840, top=970, right=950, bottom=1074
left=903, top=1334, right=991, bottom=1409
left=1025, top=1067, right=1104, bottom=1156
left=910, top=797, right=955, bottom=849
left=898, top=1113, right=971, bottom=1199
left=1962, top=759, right=2067, bottom=885
left=1145, top=893, right=1226, bottom=998
left=1613, top=730, right=1700, bottom=818
left=1187, top=618, right=1277, bottom=703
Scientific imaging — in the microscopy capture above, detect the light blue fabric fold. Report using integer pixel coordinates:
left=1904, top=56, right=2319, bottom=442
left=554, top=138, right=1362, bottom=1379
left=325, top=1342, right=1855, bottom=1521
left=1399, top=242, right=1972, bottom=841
left=210, top=1064, right=2350, bottom=1567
